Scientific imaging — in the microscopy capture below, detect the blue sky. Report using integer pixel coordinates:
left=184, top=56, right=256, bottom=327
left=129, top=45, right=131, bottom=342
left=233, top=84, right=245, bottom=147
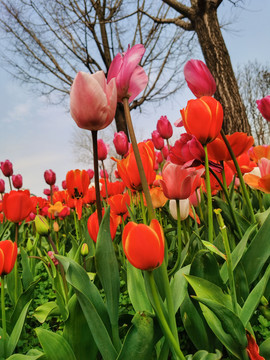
left=0, top=0, right=269, bottom=196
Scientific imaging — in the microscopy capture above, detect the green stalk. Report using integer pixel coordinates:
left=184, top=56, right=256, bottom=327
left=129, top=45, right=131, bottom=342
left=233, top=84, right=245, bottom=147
left=1, top=276, right=7, bottom=358
left=92, top=130, right=103, bottom=225
left=168, top=200, right=182, bottom=276
left=145, top=271, right=185, bottom=360
left=8, top=176, right=13, bottom=191
left=101, top=160, right=109, bottom=199
left=215, top=209, right=238, bottom=315
left=220, top=129, right=256, bottom=223
left=14, top=223, right=19, bottom=303
left=123, top=97, right=155, bottom=221
left=139, top=191, right=147, bottom=224
left=204, top=145, right=214, bottom=243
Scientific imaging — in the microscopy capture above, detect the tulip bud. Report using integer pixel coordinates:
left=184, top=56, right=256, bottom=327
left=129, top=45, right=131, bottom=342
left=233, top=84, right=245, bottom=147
left=256, top=95, right=270, bottom=122
left=35, top=215, right=50, bottom=236
left=151, top=130, right=164, bottom=150
left=12, top=174, right=23, bottom=189
left=113, top=131, right=129, bottom=156
left=100, top=169, right=109, bottom=179
left=156, top=116, right=173, bottom=139
left=97, top=139, right=109, bottom=161
left=53, top=221, right=60, bottom=232
left=0, top=179, right=5, bottom=194
left=1, top=160, right=13, bottom=177
left=62, top=180, right=67, bottom=190
left=169, top=199, right=190, bottom=221
left=44, top=169, right=56, bottom=186
left=87, top=169, right=94, bottom=180
left=81, top=243, right=89, bottom=257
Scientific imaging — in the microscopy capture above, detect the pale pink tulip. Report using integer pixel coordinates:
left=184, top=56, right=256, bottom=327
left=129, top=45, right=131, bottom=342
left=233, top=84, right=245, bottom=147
left=70, top=71, right=117, bottom=131
left=256, top=95, right=270, bottom=122
left=169, top=199, right=190, bottom=220
left=107, top=44, right=148, bottom=103
left=184, top=59, right=216, bottom=98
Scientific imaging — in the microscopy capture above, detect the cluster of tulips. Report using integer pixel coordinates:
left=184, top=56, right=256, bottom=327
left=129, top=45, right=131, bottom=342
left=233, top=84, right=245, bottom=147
left=0, top=44, right=270, bottom=360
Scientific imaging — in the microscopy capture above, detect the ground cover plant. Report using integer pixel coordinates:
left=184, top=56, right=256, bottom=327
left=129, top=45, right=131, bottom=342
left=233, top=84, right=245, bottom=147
left=0, top=45, right=270, bottom=360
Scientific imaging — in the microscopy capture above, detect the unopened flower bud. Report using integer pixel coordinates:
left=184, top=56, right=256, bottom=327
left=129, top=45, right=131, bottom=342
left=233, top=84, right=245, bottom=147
left=35, top=215, right=50, bottom=236
left=44, top=169, right=56, bottom=186
left=81, top=243, right=89, bottom=257
left=53, top=221, right=60, bottom=232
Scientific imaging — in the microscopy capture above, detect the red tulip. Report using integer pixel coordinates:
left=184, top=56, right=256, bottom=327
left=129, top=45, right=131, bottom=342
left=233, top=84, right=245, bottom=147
left=160, top=162, right=203, bottom=200
left=97, top=139, right=109, bottom=161
left=122, top=219, right=164, bottom=270
left=0, top=179, right=5, bottom=194
left=107, top=44, right=148, bottom=103
left=256, top=95, right=270, bottom=122
left=1, top=160, right=13, bottom=177
left=246, top=332, right=265, bottom=360
left=87, top=209, right=120, bottom=243
left=0, top=240, right=17, bottom=276
left=70, top=71, right=117, bottom=131
left=12, top=174, right=23, bottom=189
left=113, top=131, right=129, bottom=156
left=151, top=130, right=164, bottom=150
left=184, top=59, right=216, bottom=98
left=181, top=96, right=223, bottom=145
left=44, top=169, right=56, bottom=186
left=3, top=190, right=33, bottom=223
left=107, top=192, right=130, bottom=219
left=156, top=116, right=173, bottom=140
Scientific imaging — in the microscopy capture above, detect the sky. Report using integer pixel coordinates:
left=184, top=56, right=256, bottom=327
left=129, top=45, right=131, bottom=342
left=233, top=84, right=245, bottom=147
left=0, top=0, right=270, bottom=196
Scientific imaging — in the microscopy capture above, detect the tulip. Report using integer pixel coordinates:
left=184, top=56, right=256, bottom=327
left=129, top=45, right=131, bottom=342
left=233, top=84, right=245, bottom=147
left=87, top=209, right=120, bottom=243
left=70, top=71, right=117, bottom=131
left=62, top=180, right=67, bottom=190
left=81, top=243, right=89, bottom=257
left=87, top=169, right=95, bottom=180
left=3, top=190, right=33, bottom=223
left=181, top=96, right=223, bottom=145
left=160, top=162, right=203, bottom=200
left=0, top=179, right=5, bottom=194
left=44, top=169, right=56, bottom=186
left=97, top=139, right=109, bottom=161
left=184, top=59, right=216, bottom=98
left=169, top=199, right=190, bottom=221
left=246, top=332, right=265, bottom=360
left=100, top=169, right=109, bottom=179
left=0, top=240, right=17, bottom=276
left=48, top=251, right=59, bottom=266
left=0, top=160, right=13, bottom=177
left=107, top=192, right=130, bottom=219
left=12, top=174, right=23, bottom=189
left=107, top=44, right=148, bottom=103
left=248, top=145, right=270, bottom=162
left=256, top=95, right=270, bottom=122
left=151, top=130, right=164, bottom=150
left=122, top=219, right=164, bottom=270
left=244, top=157, right=270, bottom=194
left=113, top=131, right=129, bottom=156
left=156, top=116, right=173, bottom=140
left=35, top=215, right=50, bottom=236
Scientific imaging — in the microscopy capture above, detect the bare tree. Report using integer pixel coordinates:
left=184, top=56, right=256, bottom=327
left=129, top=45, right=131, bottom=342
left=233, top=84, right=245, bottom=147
left=237, top=61, right=270, bottom=145
left=0, top=0, right=191, bottom=134
left=141, top=0, right=251, bottom=135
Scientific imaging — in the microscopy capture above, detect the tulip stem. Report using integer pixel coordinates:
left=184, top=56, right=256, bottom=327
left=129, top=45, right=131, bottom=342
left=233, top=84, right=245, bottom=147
left=220, top=129, right=256, bottom=223
left=145, top=271, right=185, bottom=360
left=123, top=97, right=155, bottom=222
left=8, top=176, right=13, bottom=191
left=101, top=161, right=109, bottom=199
left=204, top=145, right=214, bottom=243
left=1, top=276, right=7, bottom=358
left=14, top=223, right=19, bottom=303
left=92, top=130, right=103, bottom=225
left=168, top=200, right=182, bottom=276
left=139, top=191, right=147, bottom=224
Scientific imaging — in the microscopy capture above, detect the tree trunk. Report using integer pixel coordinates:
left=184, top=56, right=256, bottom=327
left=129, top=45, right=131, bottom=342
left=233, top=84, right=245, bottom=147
left=192, top=5, right=251, bottom=135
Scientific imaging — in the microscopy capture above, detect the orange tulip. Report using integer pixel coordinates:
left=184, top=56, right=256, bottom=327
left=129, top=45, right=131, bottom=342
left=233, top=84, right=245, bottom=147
left=122, top=219, right=164, bottom=270
left=113, top=141, right=156, bottom=191
left=227, top=153, right=256, bottom=175
left=107, top=192, right=130, bottom=219
left=3, top=190, right=33, bottom=223
left=207, top=132, right=254, bottom=162
left=181, top=96, right=223, bottom=145
left=0, top=240, right=17, bottom=276
left=244, top=158, right=270, bottom=193
left=87, top=209, right=120, bottom=243
left=248, top=145, right=270, bottom=162
left=66, top=169, right=90, bottom=220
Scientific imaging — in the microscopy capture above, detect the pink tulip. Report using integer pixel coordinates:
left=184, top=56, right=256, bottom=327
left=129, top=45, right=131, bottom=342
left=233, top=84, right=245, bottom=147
left=256, top=95, right=270, bottom=122
left=189, top=189, right=201, bottom=207
left=152, top=130, right=164, bottom=150
left=87, top=169, right=94, bottom=180
left=62, top=180, right=67, bottom=190
left=113, top=131, right=129, bottom=156
left=156, top=116, right=173, bottom=139
left=259, top=157, right=270, bottom=177
left=107, top=44, right=148, bottom=103
left=1, top=160, right=13, bottom=177
left=97, top=139, right=109, bottom=161
left=12, top=174, right=23, bottom=189
left=184, top=59, right=216, bottom=98
left=100, top=169, right=109, bottom=179
left=160, top=162, right=203, bottom=200
left=44, top=169, right=56, bottom=186
left=70, top=71, right=117, bottom=131
left=0, top=179, right=5, bottom=193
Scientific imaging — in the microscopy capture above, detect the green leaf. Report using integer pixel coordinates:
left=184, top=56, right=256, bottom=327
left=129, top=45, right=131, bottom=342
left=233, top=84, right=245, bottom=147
left=186, top=349, right=223, bottom=360
left=201, top=241, right=226, bottom=260
left=116, top=312, right=155, bottom=360
left=33, top=301, right=59, bottom=323
left=6, top=350, right=44, bottom=360
left=220, top=224, right=257, bottom=283
left=240, top=263, right=270, bottom=326
left=6, top=300, right=32, bottom=357
left=170, top=265, right=190, bottom=314
left=95, top=207, right=120, bottom=327
left=193, top=297, right=247, bottom=359
left=127, top=262, right=152, bottom=313
left=36, top=328, right=77, bottom=360
left=260, top=337, right=270, bottom=359
left=242, top=212, right=270, bottom=284
left=63, top=295, right=98, bottom=360
left=20, top=247, right=34, bottom=290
